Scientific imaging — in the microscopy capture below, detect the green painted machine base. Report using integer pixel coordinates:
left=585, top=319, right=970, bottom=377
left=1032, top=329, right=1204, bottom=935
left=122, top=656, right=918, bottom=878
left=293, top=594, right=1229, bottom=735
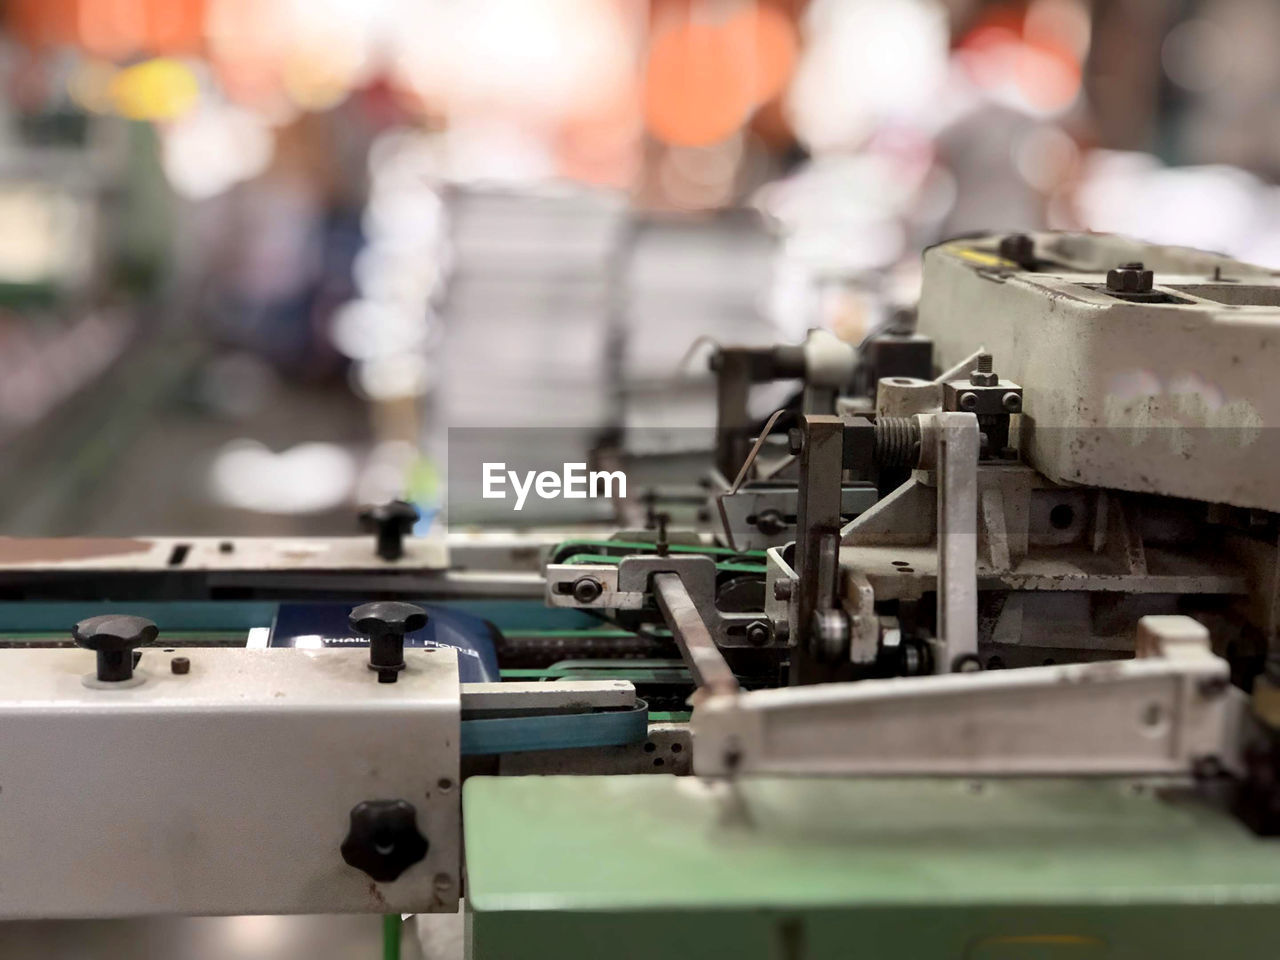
left=463, top=775, right=1280, bottom=959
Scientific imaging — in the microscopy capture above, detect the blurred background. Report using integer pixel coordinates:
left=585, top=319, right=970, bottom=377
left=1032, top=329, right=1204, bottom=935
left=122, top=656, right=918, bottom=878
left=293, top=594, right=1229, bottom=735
left=2, top=0, right=1280, bottom=537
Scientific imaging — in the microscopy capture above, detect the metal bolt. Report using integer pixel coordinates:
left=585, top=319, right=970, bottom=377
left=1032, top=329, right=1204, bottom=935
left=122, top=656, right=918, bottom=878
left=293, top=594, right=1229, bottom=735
left=997, top=233, right=1035, bottom=269
left=969, top=354, right=997, bottom=386
left=654, top=513, right=670, bottom=557
left=787, top=428, right=804, bottom=456
left=958, top=391, right=978, bottom=410
left=1001, top=391, right=1022, bottom=412
left=773, top=579, right=793, bottom=602
left=571, top=577, right=603, bottom=604
left=951, top=653, right=983, bottom=673
left=754, top=509, right=786, bottom=536
left=1105, top=261, right=1154, bottom=294
left=358, top=500, right=419, bottom=561
left=170, top=656, right=190, bottom=675
left=745, top=621, right=771, bottom=646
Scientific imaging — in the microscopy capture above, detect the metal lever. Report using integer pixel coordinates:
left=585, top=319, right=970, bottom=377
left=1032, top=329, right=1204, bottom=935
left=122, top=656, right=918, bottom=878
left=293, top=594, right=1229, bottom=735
left=652, top=572, right=738, bottom=699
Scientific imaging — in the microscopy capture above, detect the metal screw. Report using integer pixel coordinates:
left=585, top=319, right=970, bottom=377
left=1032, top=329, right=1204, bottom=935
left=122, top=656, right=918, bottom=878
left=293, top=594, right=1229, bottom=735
left=358, top=500, right=419, bottom=561
left=951, top=653, right=983, bottom=673
left=787, top=428, right=804, bottom=456
left=170, top=656, right=190, bottom=675
left=1105, top=261, right=1154, bottom=294
left=773, top=579, right=793, bottom=602
left=571, top=577, right=603, bottom=604
left=745, top=621, right=771, bottom=646
left=958, top=391, right=978, bottom=410
left=1001, top=391, right=1022, bottom=412
left=654, top=513, right=670, bottom=557
left=755, top=509, right=786, bottom=536
left=969, top=353, right=997, bottom=386
left=997, top=233, right=1035, bottom=269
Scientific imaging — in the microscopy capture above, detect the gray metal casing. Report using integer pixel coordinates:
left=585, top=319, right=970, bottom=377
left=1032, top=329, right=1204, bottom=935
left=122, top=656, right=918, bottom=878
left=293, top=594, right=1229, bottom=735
left=0, top=648, right=460, bottom=918
left=918, top=234, right=1280, bottom=510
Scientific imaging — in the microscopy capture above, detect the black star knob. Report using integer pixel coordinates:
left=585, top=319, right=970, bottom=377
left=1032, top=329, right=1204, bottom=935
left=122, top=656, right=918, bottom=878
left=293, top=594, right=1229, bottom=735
left=358, top=500, right=419, bottom=560
left=72, top=614, right=158, bottom=682
left=349, top=601, right=428, bottom=683
left=340, top=799, right=429, bottom=883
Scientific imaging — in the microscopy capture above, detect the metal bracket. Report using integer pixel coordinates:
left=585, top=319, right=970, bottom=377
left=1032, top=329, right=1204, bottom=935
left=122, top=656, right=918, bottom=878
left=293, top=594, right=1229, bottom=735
left=694, top=615, right=1241, bottom=778
left=934, top=411, right=980, bottom=671
left=546, top=554, right=774, bottom=649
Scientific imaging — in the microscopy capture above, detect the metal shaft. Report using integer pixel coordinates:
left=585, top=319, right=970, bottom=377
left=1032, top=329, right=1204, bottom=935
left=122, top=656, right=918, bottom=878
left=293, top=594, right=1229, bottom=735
left=652, top=573, right=738, bottom=698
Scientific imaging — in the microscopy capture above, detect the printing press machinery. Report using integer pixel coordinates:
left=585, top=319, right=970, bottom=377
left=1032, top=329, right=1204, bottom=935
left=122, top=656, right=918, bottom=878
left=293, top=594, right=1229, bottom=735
left=3, top=232, right=1280, bottom=957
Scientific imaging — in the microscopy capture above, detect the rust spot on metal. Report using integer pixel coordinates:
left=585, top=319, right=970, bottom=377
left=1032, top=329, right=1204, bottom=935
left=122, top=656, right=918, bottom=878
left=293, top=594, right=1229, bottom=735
left=367, top=881, right=388, bottom=909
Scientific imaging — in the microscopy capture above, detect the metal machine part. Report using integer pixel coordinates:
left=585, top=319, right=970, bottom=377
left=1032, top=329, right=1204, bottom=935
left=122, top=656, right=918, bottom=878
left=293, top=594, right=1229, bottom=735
left=694, top=615, right=1241, bottom=778
left=358, top=500, right=421, bottom=561
left=709, top=328, right=857, bottom=479
left=546, top=553, right=778, bottom=653
left=71, top=613, right=156, bottom=683
left=7, top=230, right=1280, bottom=945
left=918, top=233, right=1280, bottom=511
left=0, top=532, right=573, bottom=600
left=463, top=774, right=1280, bottom=960
left=349, top=600, right=429, bottom=682
left=714, top=481, right=878, bottom=551
left=934, top=412, right=979, bottom=670
left=652, top=572, right=739, bottom=698
left=0, top=646, right=461, bottom=918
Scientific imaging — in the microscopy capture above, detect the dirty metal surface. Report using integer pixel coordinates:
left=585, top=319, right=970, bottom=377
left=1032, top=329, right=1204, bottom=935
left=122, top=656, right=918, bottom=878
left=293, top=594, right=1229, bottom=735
left=0, top=647, right=460, bottom=918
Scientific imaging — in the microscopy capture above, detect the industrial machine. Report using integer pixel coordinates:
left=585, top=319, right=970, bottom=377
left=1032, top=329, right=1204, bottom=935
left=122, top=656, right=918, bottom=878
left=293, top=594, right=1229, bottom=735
left=3, top=232, right=1280, bottom=958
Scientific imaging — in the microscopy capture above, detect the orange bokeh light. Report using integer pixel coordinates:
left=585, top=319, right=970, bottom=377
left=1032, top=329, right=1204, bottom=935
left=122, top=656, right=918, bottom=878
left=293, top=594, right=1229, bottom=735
left=957, top=2, right=1084, bottom=113
left=643, top=1, right=797, bottom=148
left=7, top=0, right=204, bottom=58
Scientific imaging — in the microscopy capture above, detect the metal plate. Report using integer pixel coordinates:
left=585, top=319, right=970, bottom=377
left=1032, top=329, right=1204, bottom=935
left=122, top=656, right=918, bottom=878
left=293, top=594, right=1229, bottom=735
left=0, top=648, right=459, bottom=918
left=465, top=775, right=1280, bottom=959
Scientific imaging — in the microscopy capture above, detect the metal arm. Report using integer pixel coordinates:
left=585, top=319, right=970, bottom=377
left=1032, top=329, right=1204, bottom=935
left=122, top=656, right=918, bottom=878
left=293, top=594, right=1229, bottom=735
left=652, top=572, right=739, bottom=698
left=694, top=616, right=1241, bottom=779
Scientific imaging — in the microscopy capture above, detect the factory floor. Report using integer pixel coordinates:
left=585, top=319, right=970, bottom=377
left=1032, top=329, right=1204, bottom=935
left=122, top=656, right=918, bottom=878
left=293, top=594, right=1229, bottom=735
left=0, top=340, right=369, bottom=538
